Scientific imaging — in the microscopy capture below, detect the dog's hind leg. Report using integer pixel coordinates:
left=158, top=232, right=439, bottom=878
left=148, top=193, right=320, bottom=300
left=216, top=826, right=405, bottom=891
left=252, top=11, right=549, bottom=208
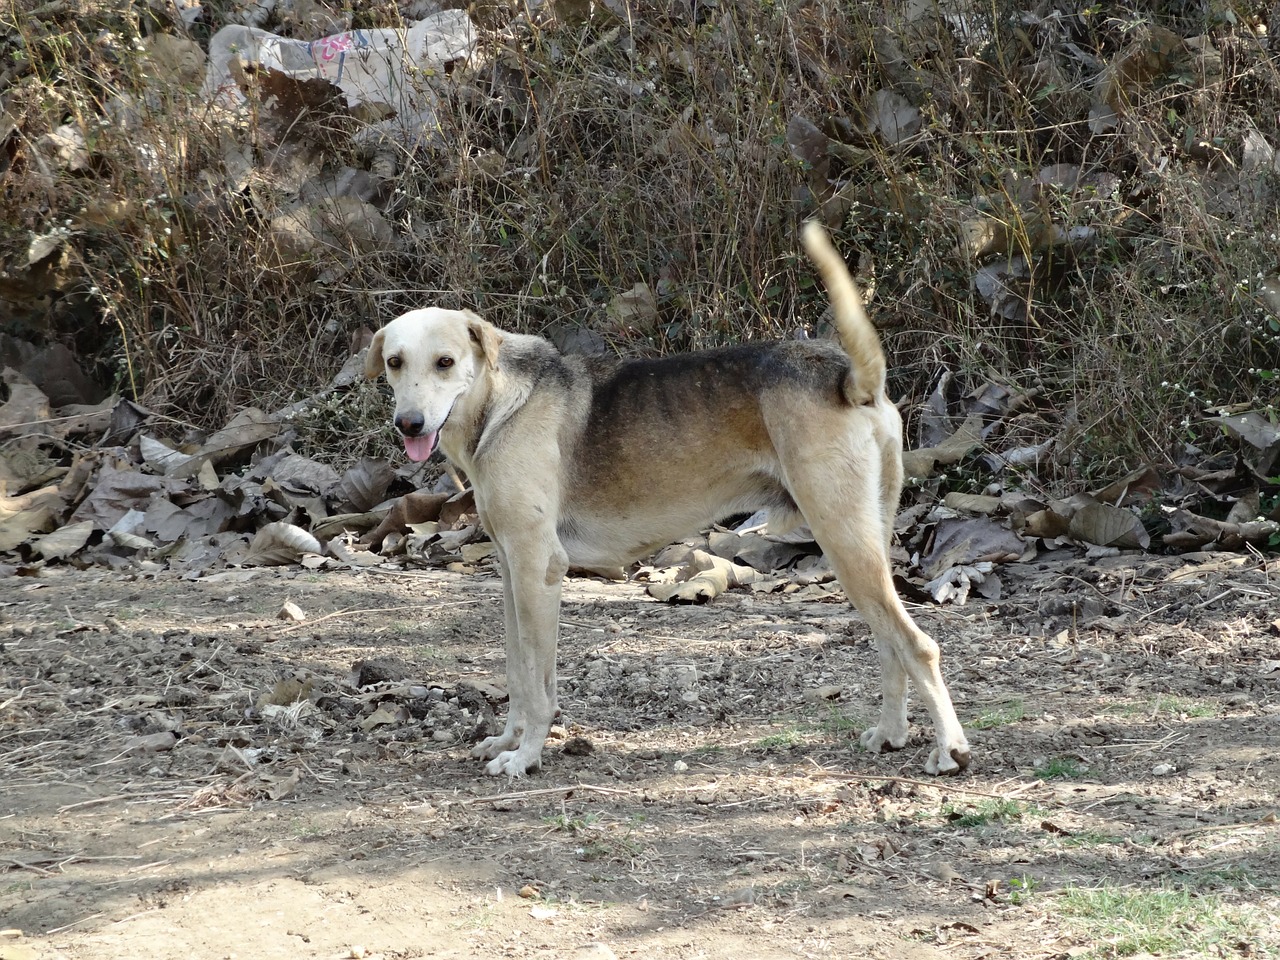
left=819, top=520, right=969, bottom=773
left=471, top=524, right=568, bottom=777
left=778, top=440, right=971, bottom=775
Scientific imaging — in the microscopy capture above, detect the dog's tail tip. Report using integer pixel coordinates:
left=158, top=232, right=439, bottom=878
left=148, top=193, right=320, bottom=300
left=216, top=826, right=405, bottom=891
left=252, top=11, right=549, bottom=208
left=800, top=220, right=887, bottom=405
left=800, top=222, right=841, bottom=273
left=800, top=219, right=830, bottom=254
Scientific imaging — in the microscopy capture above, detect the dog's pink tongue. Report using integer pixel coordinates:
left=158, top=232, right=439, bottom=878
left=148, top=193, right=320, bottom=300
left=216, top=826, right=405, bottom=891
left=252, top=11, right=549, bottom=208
left=403, top=432, right=438, bottom=462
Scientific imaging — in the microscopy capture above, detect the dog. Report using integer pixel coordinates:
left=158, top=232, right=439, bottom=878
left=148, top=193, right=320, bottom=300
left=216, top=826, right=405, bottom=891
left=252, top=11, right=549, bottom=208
left=364, top=222, right=971, bottom=777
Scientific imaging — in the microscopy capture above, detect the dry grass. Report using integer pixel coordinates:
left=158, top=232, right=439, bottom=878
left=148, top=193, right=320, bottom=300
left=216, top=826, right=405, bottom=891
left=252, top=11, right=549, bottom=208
left=2, top=0, right=1278, bottom=481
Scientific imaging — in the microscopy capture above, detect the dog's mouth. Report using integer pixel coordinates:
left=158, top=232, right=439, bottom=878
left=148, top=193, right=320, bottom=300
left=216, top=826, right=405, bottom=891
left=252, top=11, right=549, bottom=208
left=403, top=430, right=439, bottom=462
left=400, top=400, right=456, bottom=462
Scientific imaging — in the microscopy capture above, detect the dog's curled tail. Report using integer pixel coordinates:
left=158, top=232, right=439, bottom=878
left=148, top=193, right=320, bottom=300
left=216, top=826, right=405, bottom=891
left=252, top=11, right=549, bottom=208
left=801, top=221, right=886, bottom=407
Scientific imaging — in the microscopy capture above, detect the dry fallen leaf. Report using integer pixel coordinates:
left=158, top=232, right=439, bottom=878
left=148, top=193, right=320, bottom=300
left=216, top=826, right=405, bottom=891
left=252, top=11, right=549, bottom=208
left=123, top=731, right=178, bottom=754
left=0, top=369, right=51, bottom=434
left=243, top=521, right=322, bottom=566
left=648, top=550, right=759, bottom=603
left=359, top=704, right=408, bottom=732
left=31, top=520, right=94, bottom=560
left=605, top=282, right=659, bottom=333
left=333, top=457, right=396, bottom=512
left=920, top=517, right=1028, bottom=580
left=140, top=433, right=193, bottom=474
left=866, top=88, right=921, bottom=145
left=1068, top=500, right=1150, bottom=550
left=266, top=768, right=301, bottom=800
left=0, top=485, right=62, bottom=551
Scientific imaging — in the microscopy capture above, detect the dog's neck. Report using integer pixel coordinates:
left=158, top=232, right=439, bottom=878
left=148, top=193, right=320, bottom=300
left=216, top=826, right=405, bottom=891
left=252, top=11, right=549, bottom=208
left=441, top=346, right=536, bottom=473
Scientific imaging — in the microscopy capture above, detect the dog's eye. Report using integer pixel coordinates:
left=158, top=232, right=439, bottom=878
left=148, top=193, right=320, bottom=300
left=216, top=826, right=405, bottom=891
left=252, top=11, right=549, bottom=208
left=386, top=356, right=403, bottom=370
left=437, top=356, right=455, bottom=370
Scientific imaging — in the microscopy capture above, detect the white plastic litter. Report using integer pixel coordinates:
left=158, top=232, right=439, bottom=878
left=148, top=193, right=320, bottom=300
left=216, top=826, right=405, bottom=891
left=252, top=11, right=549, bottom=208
left=201, top=11, right=477, bottom=125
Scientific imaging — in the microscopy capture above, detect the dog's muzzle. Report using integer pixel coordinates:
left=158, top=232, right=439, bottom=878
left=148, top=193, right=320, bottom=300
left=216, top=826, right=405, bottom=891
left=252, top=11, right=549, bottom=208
left=394, top=411, right=440, bottom=462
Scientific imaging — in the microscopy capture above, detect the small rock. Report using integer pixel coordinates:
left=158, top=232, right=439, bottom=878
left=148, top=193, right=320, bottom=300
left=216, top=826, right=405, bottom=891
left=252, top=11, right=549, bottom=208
left=574, top=945, right=618, bottom=960
left=671, top=664, right=699, bottom=689
left=350, top=658, right=413, bottom=687
left=277, top=600, right=306, bottom=622
left=720, top=886, right=755, bottom=908
left=672, top=760, right=688, bottom=772
left=928, top=861, right=964, bottom=884
left=804, top=684, right=843, bottom=703
left=562, top=736, right=594, bottom=756
left=123, top=731, right=178, bottom=754
left=1152, top=762, right=1176, bottom=777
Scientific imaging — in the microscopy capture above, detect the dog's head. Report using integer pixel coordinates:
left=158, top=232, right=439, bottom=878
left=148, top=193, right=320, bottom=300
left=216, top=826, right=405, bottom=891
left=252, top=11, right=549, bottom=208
left=365, top=307, right=503, bottom=461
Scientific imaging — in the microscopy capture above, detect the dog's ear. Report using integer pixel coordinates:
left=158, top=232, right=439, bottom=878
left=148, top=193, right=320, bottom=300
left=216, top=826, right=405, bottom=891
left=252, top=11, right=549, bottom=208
left=364, top=328, right=387, bottom=379
left=465, top=311, right=503, bottom=370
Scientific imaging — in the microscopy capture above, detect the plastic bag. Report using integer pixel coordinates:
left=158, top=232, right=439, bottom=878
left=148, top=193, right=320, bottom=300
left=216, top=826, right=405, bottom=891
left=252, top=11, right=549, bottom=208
left=202, top=10, right=477, bottom=118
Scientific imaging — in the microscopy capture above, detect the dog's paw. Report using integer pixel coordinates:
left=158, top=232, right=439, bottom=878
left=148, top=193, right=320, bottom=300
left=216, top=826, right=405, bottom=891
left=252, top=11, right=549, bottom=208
left=925, top=741, right=972, bottom=776
left=859, top=724, right=908, bottom=754
left=484, top=748, right=542, bottom=778
left=472, top=732, right=520, bottom=761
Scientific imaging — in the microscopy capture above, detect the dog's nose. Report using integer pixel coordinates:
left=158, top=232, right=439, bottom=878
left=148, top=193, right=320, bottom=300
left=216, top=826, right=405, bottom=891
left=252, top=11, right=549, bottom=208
left=394, top=411, right=426, bottom=437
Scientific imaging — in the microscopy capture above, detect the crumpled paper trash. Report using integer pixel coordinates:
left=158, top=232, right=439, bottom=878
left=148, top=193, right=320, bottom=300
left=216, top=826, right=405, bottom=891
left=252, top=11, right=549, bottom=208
left=201, top=11, right=477, bottom=141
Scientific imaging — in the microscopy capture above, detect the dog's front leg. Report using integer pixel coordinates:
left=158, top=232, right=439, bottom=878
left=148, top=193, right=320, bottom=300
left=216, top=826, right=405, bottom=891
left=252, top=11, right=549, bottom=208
left=471, top=543, right=526, bottom=762
left=471, top=528, right=567, bottom=777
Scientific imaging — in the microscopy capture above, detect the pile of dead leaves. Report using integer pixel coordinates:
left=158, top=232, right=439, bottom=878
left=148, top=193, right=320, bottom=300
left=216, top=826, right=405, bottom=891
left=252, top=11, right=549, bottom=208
left=0, top=364, right=486, bottom=580
left=2, top=360, right=1277, bottom=599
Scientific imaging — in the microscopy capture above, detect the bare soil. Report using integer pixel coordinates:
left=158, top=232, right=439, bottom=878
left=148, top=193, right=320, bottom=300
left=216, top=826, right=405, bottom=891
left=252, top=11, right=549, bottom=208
left=2, top=550, right=1279, bottom=960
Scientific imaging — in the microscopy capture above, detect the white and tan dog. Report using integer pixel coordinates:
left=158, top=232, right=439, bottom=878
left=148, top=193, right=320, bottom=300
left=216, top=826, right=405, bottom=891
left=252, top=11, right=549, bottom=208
left=365, top=223, right=971, bottom=777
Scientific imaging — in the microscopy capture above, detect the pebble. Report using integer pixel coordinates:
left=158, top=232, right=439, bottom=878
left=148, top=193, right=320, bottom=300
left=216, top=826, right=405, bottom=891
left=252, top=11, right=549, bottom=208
left=574, top=945, right=618, bottom=960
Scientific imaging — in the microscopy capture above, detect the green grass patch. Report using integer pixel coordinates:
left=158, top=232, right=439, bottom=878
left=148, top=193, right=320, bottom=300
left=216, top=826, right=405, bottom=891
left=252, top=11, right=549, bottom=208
left=1059, top=883, right=1271, bottom=958
left=543, top=812, right=600, bottom=834
left=751, top=706, right=863, bottom=751
left=1061, top=831, right=1129, bottom=849
left=1149, top=695, right=1217, bottom=719
left=815, top=706, right=862, bottom=738
left=943, top=798, right=1037, bottom=829
left=1009, top=875, right=1039, bottom=905
left=1116, top=696, right=1218, bottom=720
left=1168, top=862, right=1280, bottom=893
left=970, top=699, right=1026, bottom=730
left=755, top=728, right=805, bottom=750
left=1035, top=756, right=1089, bottom=780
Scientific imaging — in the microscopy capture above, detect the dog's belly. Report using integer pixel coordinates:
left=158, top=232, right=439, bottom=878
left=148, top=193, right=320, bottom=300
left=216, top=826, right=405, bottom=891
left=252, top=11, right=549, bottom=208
left=558, top=484, right=794, bottom=568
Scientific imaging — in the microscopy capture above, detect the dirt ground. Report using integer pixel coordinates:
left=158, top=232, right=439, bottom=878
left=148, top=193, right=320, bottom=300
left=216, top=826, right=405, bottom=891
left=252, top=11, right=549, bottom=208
left=2, top=549, right=1279, bottom=960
